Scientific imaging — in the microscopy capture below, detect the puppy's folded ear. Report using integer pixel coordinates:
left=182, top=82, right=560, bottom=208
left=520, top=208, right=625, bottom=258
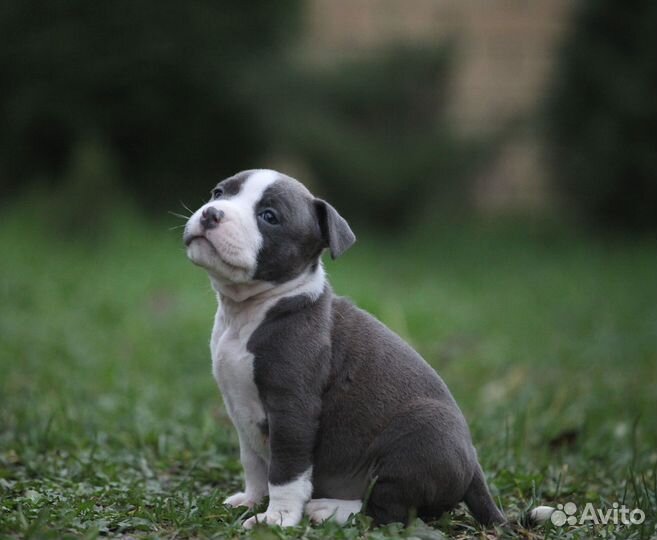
left=314, top=199, right=356, bottom=259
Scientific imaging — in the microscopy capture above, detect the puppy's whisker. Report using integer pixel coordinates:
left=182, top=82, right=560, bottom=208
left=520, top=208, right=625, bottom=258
left=168, top=210, right=191, bottom=220
left=169, top=224, right=186, bottom=231
left=180, top=200, right=194, bottom=215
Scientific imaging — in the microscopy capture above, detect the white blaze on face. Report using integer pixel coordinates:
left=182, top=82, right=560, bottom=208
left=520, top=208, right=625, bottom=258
left=185, top=170, right=278, bottom=282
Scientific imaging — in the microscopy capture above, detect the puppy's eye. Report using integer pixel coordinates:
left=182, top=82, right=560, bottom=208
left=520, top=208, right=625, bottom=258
left=211, top=187, right=224, bottom=199
left=258, top=209, right=279, bottom=225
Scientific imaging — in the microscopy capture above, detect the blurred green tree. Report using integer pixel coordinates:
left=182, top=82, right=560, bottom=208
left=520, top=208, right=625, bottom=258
left=544, top=0, right=657, bottom=231
left=0, top=0, right=300, bottom=209
left=248, top=45, right=495, bottom=229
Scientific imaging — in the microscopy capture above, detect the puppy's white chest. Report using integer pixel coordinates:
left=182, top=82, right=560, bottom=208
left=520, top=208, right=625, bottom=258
left=212, top=318, right=268, bottom=462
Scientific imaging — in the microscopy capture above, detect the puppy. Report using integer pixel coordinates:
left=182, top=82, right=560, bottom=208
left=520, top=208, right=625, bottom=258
left=183, top=169, right=505, bottom=528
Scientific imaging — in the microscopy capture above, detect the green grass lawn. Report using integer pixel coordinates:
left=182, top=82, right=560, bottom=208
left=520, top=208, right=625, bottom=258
left=1, top=206, right=656, bottom=539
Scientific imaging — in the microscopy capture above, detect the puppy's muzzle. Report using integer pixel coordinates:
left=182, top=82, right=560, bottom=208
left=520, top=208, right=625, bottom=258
left=201, top=207, right=224, bottom=230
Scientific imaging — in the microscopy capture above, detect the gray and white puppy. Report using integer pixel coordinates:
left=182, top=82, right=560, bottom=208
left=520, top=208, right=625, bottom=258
left=183, top=169, right=505, bottom=529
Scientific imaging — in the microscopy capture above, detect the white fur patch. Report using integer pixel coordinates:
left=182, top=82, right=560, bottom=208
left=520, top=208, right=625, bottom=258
left=529, top=505, right=556, bottom=523
left=212, top=301, right=269, bottom=465
left=305, top=498, right=362, bottom=524
left=243, top=468, right=313, bottom=529
left=186, top=169, right=278, bottom=282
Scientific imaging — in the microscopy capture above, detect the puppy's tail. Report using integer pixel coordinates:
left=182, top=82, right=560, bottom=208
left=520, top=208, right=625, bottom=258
left=528, top=505, right=557, bottom=524
left=463, top=464, right=506, bottom=526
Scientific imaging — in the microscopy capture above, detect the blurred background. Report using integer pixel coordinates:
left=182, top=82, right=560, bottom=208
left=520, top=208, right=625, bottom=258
left=1, top=0, right=655, bottom=230
left=1, top=1, right=656, bottom=537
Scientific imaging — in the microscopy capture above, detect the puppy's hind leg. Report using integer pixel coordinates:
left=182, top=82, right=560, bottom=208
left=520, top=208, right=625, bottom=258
left=365, top=480, right=413, bottom=525
left=305, top=498, right=362, bottom=524
left=363, top=398, right=483, bottom=525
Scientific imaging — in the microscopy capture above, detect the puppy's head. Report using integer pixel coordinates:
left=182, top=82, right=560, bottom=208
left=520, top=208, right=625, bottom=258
left=184, top=169, right=355, bottom=286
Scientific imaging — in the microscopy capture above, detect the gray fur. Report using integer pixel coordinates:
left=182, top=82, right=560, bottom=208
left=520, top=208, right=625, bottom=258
left=250, top=284, right=505, bottom=525
left=213, top=170, right=251, bottom=197
left=252, top=178, right=325, bottom=283
left=314, top=199, right=356, bottom=259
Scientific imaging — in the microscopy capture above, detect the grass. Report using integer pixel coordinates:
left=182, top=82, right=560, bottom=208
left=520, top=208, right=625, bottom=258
left=1, top=203, right=656, bottom=539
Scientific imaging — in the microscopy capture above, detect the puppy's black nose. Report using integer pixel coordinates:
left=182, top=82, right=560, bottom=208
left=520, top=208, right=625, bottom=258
left=200, top=207, right=224, bottom=230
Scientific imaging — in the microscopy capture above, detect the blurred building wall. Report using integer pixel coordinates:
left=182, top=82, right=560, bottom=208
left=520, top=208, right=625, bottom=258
left=299, top=0, right=572, bottom=212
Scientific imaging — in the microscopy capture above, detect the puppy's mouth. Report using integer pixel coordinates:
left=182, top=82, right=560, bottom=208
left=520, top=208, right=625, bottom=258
left=184, top=234, right=247, bottom=273
left=184, top=233, right=208, bottom=247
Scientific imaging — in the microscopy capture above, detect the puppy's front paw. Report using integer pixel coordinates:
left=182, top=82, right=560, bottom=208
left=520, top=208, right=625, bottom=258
left=243, top=509, right=302, bottom=529
left=223, top=491, right=261, bottom=509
